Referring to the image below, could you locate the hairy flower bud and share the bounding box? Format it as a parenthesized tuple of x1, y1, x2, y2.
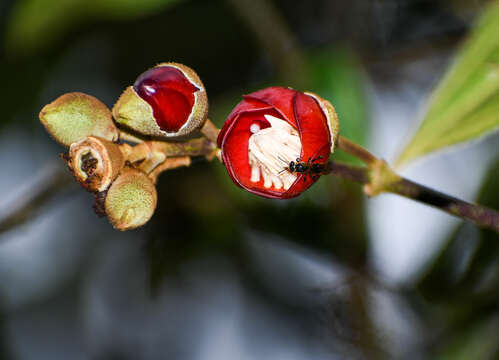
(105, 167, 157, 231)
(217, 87, 339, 199)
(112, 62, 208, 139)
(39, 92, 119, 147)
(67, 136, 128, 192)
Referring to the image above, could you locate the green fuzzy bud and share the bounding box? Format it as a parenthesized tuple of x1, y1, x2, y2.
(105, 167, 157, 231)
(39, 92, 119, 147)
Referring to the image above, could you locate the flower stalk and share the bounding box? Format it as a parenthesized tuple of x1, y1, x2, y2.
(326, 141, 499, 233)
(337, 136, 378, 168)
(200, 119, 221, 144)
(149, 156, 192, 184)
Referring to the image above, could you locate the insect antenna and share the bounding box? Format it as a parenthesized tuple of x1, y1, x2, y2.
(277, 156, 288, 165)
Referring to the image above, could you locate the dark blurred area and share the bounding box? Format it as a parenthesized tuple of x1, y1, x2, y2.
(0, 0, 498, 359)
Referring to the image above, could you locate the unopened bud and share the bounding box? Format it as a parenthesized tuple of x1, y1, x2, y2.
(105, 167, 157, 231)
(39, 92, 119, 147)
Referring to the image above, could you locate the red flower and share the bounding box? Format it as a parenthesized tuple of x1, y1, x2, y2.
(217, 87, 339, 199)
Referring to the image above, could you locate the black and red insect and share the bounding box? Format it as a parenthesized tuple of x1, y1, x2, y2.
(279, 155, 328, 181)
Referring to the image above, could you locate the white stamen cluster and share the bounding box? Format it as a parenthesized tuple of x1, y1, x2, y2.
(248, 115, 302, 190)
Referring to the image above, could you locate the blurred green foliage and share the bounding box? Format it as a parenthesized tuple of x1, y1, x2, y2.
(307, 49, 368, 164)
(6, 0, 183, 55)
(397, 0, 499, 166)
(437, 318, 499, 360)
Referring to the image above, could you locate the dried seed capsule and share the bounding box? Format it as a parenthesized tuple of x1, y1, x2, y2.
(67, 136, 127, 192)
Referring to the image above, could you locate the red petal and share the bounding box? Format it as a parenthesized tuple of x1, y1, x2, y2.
(243, 87, 298, 129)
(281, 175, 314, 199)
(134, 66, 199, 133)
(293, 92, 331, 162)
(217, 97, 273, 148)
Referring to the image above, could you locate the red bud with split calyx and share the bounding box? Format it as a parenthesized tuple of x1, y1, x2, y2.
(112, 62, 208, 139)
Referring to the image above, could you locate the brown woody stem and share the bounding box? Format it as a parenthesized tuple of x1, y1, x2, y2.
(386, 178, 499, 232)
(326, 160, 499, 233)
(327, 161, 370, 184)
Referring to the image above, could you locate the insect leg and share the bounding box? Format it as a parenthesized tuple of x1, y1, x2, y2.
(311, 155, 324, 163)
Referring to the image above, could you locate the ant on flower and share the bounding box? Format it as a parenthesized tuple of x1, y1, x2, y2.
(279, 155, 328, 181)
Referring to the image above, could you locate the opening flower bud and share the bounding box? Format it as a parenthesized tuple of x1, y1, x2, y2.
(39, 92, 119, 147)
(217, 87, 339, 199)
(112, 62, 208, 139)
(67, 136, 126, 192)
(105, 167, 157, 231)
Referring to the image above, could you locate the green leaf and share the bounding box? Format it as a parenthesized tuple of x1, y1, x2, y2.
(6, 0, 183, 55)
(396, 1, 499, 166)
(436, 318, 499, 360)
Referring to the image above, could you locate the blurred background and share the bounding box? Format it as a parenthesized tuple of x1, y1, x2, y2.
(1, 0, 499, 359)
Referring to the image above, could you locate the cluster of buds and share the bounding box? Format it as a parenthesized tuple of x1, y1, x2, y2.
(39, 62, 340, 230)
(40, 63, 218, 230)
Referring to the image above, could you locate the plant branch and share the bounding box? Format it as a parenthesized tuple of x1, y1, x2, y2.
(337, 136, 378, 167)
(327, 161, 370, 184)
(130, 137, 218, 163)
(0, 165, 73, 235)
(386, 178, 499, 232)
(326, 160, 499, 233)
